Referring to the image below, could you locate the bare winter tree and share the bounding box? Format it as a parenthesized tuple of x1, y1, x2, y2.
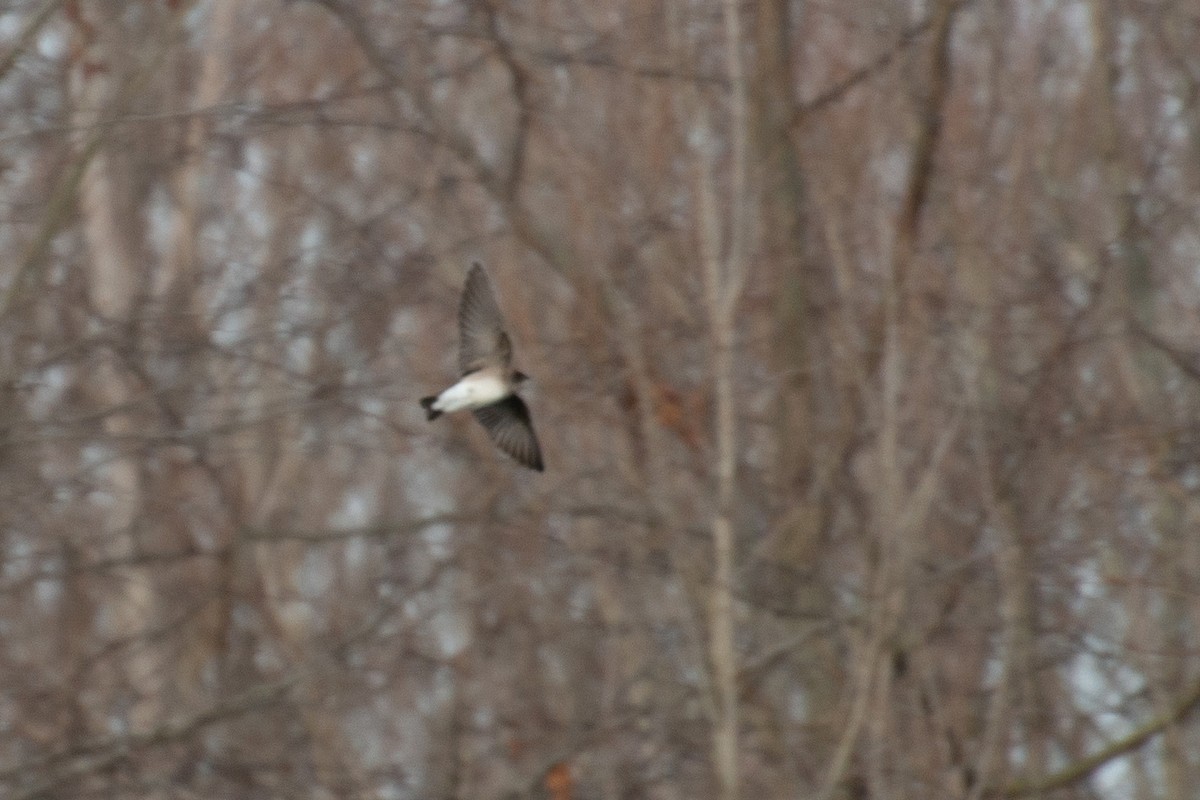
(2, 2, 1200, 799)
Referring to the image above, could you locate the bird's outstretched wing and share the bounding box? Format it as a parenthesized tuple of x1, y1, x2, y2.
(473, 396, 544, 471)
(458, 263, 510, 374)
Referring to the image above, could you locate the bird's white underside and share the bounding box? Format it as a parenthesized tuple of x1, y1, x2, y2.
(431, 371, 510, 413)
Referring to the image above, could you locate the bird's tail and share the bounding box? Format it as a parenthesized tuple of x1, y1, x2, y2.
(419, 397, 442, 421)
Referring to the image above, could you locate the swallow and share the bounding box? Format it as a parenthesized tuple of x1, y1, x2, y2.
(420, 263, 544, 471)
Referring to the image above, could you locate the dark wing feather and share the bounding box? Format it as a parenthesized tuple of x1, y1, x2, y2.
(458, 263, 509, 374)
(472, 396, 544, 471)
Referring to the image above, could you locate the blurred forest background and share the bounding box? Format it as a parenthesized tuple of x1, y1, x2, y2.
(2, 1, 1200, 798)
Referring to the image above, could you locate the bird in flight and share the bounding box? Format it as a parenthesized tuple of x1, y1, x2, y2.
(420, 263, 544, 471)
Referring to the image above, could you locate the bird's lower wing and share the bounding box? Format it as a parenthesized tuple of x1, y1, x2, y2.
(472, 396, 544, 471)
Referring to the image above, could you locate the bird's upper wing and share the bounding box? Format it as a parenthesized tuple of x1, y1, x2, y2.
(458, 263, 510, 374)
(473, 396, 544, 471)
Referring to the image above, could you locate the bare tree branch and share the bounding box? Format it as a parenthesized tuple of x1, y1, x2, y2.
(1002, 677, 1200, 797)
(0, 0, 64, 84)
(4, 676, 299, 800)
